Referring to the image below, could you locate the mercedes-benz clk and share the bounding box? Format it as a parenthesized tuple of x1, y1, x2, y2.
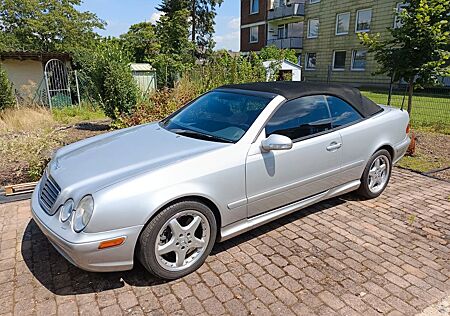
(31, 82, 410, 279)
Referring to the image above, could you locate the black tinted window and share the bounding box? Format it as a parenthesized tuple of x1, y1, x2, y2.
(266, 95, 332, 140)
(163, 91, 273, 142)
(326, 96, 362, 127)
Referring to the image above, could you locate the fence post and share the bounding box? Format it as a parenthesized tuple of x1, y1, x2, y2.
(388, 72, 394, 106)
(74, 70, 81, 105)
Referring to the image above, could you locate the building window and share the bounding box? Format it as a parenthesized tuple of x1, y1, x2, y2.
(356, 9, 372, 32)
(249, 26, 259, 43)
(250, 0, 259, 14)
(307, 19, 319, 38)
(309, 0, 320, 3)
(336, 12, 350, 35)
(333, 51, 346, 70)
(394, 3, 408, 28)
(277, 24, 288, 39)
(351, 50, 367, 70)
(305, 53, 317, 70)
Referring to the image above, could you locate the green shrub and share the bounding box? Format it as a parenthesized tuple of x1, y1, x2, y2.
(77, 39, 138, 119)
(0, 65, 15, 110)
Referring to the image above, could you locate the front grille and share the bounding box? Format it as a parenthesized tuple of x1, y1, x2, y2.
(39, 172, 61, 215)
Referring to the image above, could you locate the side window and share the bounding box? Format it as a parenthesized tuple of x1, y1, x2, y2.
(326, 96, 362, 127)
(266, 95, 332, 140)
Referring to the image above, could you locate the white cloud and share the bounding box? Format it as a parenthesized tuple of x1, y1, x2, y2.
(214, 31, 240, 51)
(214, 16, 240, 51)
(228, 17, 240, 30)
(149, 12, 164, 24)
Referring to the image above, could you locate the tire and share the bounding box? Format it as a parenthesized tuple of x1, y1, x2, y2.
(357, 149, 392, 199)
(138, 200, 217, 280)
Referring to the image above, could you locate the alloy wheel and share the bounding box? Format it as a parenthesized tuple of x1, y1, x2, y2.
(154, 210, 210, 272)
(368, 155, 390, 194)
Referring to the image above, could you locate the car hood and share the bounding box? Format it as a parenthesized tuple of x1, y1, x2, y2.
(48, 122, 227, 191)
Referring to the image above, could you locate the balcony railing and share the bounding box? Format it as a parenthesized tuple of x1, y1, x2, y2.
(267, 37, 303, 49)
(268, 3, 305, 21)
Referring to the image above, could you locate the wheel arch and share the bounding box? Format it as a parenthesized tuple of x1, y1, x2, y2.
(374, 144, 395, 161)
(135, 195, 223, 258)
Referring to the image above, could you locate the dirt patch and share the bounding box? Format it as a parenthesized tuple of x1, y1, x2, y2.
(0, 120, 110, 186)
(398, 130, 450, 181)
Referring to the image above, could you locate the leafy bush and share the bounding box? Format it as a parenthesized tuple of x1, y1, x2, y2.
(78, 40, 138, 119)
(0, 65, 15, 110)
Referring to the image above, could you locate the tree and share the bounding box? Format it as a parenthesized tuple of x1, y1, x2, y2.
(190, 0, 223, 53)
(78, 39, 138, 119)
(155, 0, 195, 86)
(0, 0, 105, 52)
(120, 22, 160, 63)
(359, 0, 450, 114)
(0, 65, 16, 110)
(259, 46, 299, 64)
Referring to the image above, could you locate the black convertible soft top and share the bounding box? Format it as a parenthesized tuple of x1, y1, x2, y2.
(219, 81, 382, 118)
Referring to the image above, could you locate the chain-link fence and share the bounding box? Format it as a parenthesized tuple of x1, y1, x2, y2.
(359, 85, 450, 131)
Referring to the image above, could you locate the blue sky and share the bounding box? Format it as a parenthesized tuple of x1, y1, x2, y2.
(78, 0, 240, 51)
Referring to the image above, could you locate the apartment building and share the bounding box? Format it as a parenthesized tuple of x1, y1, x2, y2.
(240, 0, 404, 86)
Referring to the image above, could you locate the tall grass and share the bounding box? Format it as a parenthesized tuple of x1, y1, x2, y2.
(0, 106, 54, 134)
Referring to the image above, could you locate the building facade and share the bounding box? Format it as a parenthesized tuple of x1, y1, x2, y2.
(240, 0, 403, 86)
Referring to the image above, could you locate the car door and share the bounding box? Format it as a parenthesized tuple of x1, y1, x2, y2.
(325, 95, 365, 183)
(245, 95, 343, 218)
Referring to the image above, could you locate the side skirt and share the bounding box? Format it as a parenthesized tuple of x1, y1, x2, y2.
(219, 180, 360, 242)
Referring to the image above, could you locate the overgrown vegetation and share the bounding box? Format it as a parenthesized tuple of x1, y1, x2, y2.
(77, 40, 138, 119)
(0, 105, 107, 183)
(0, 65, 15, 110)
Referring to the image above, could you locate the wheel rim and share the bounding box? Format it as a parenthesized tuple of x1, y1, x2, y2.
(368, 155, 390, 194)
(154, 210, 210, 272)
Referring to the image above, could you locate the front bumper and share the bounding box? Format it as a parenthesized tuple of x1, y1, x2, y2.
(31, 186, 143, 272)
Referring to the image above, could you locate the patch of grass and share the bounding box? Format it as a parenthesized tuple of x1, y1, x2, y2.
(52, 103, 106, 125)
(397, 155, 443, 173)
(0, 106, 54, 134)
(361, 90, 450, 134)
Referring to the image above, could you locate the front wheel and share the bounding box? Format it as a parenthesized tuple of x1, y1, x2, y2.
(357, 149, 392, 199)
(138, 200, 217, 280)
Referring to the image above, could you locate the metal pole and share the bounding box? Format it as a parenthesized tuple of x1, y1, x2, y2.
(44, 71, 52, 110)
(400, 81, 408, 111)
(74, 70, 81, 105)
(388, 72, 394, 106)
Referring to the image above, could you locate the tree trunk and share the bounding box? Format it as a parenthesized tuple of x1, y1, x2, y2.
(407, 76, 414, 115)
(191, 0, 196, 43)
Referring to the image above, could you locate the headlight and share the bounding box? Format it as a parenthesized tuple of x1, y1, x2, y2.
(73, 195, 94, 233)
(59, 199, 74, 222)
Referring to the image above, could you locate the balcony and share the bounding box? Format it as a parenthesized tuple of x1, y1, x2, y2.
(268, 3, 305, 21)
(267, 37, 303, 49)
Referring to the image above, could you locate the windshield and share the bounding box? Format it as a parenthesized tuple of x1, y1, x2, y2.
(161, 90, 274, 143)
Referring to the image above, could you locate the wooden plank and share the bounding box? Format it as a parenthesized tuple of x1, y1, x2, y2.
(4, 182, 38, 196)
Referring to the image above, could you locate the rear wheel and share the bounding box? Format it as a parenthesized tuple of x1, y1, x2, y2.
(357, 149, 392, 199)
(138, 200, 217, 280)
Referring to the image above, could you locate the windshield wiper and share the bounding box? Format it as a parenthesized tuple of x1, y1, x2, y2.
(169, 128, 233, 143)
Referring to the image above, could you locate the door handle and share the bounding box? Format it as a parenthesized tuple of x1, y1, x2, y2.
(326, 142, 342, 151)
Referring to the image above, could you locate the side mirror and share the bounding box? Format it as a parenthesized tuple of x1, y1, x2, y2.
(261, 134, 293, 152)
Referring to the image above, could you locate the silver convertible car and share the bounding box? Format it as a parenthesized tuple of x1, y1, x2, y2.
(31, 82, 410, 279)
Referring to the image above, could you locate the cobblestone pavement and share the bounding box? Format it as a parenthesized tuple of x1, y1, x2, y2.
(0, 169, 449, 316)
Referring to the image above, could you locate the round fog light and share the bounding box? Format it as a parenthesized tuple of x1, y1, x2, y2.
(60, 199, 74, 222)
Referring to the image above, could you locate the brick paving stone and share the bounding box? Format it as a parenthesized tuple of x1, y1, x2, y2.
(0, 169, 448, 315)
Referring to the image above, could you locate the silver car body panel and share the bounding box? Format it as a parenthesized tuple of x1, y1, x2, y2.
(30, 92, 410, 272)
